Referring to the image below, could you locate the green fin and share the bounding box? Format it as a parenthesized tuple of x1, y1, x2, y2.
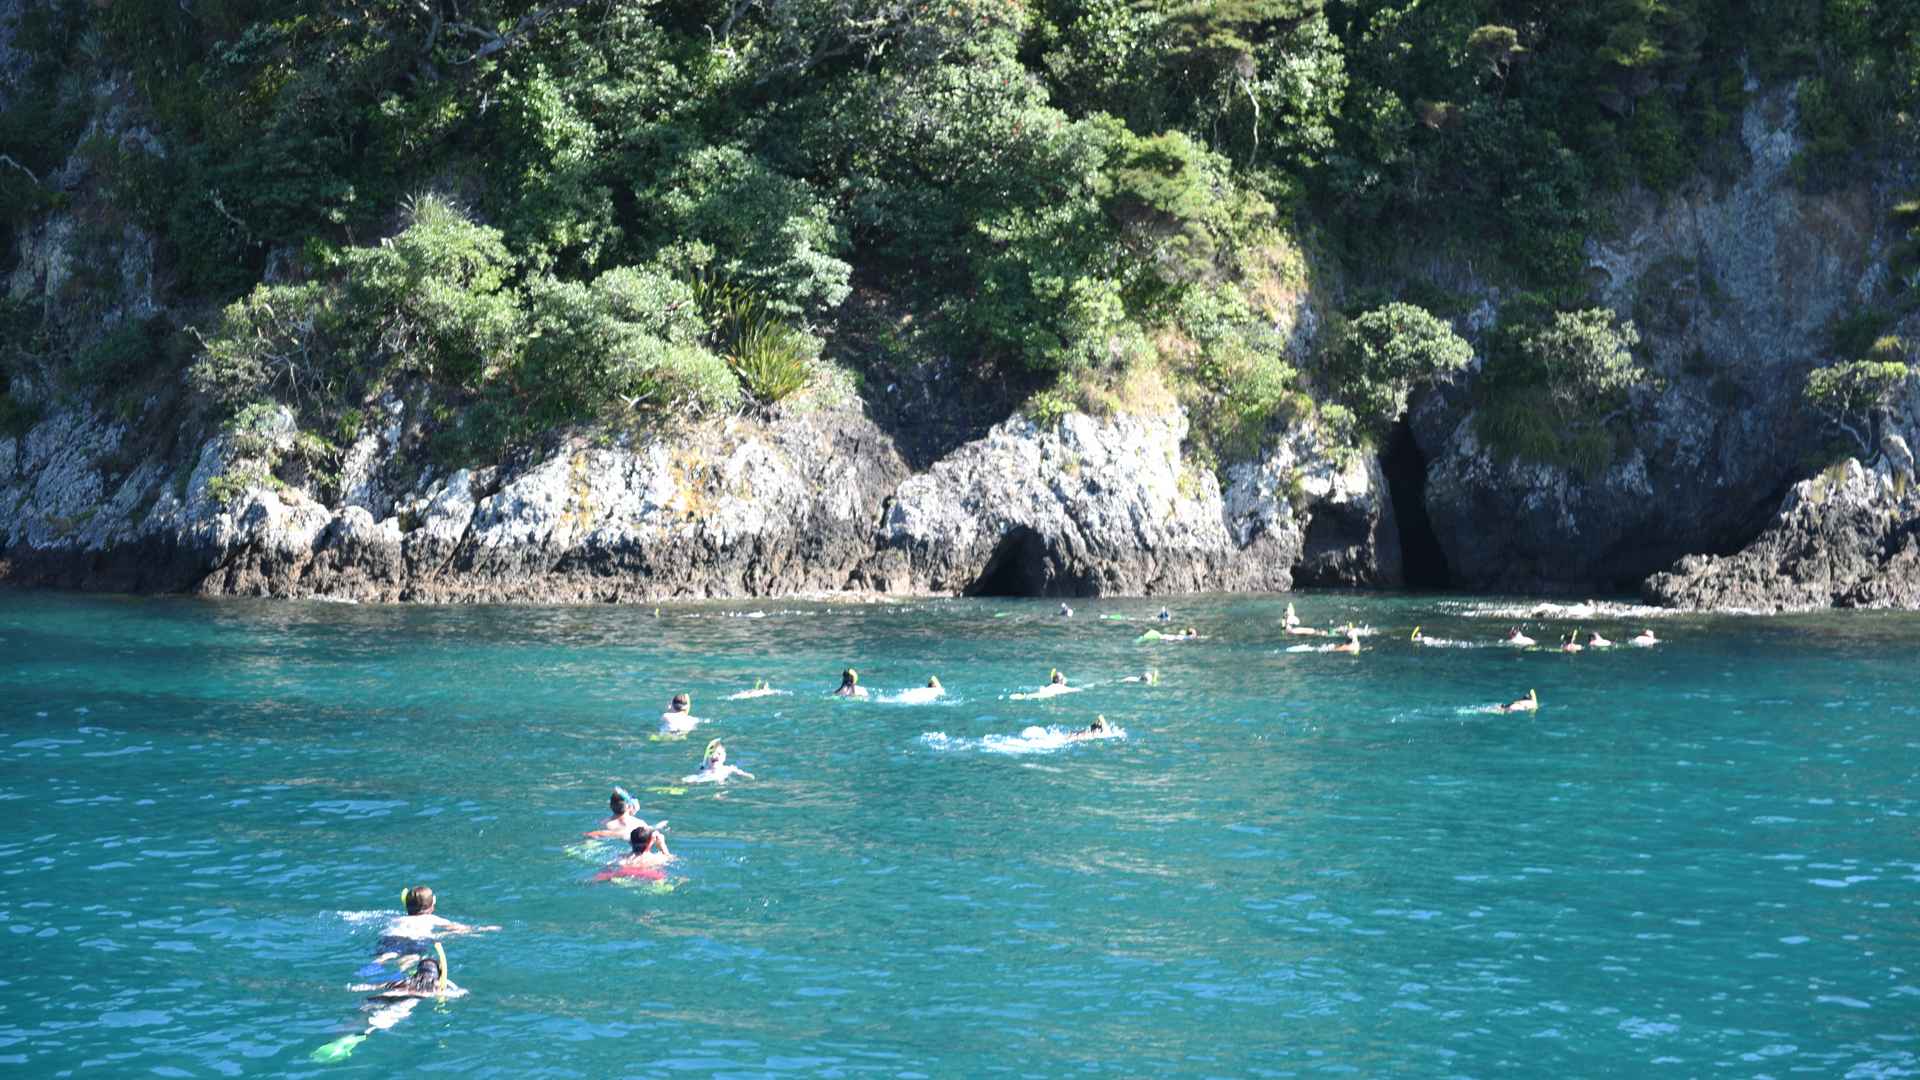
(310, 1034, 367, 1063)
(647, 786, 687, 796)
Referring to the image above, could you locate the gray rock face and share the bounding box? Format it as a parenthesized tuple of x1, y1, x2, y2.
(1413, 87, 1895, 592)
(868, 411, 1293, 596)
(1644, 458, 1920, 612)
(0, 400, 1395, 601)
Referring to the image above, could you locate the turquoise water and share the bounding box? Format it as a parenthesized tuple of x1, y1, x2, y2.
(2, 591, 1917, 1077)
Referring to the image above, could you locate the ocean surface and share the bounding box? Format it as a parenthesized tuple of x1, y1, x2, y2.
(2, 590, 1916, 1078)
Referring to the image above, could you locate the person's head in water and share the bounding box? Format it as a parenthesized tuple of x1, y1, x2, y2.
(927, 676, 942, 689)
(392, 952, 444, 994)
(703, 738, 726, 767)
(609, 787, 634, 816)
(1050, 669, 1065, 685)
(840, 668, 858, 690)
(668, 693, 691, 714)
(1090, 715, 1109, 733)
(629, 825, 657, 853)
(1183, 626, 1198, 638)
(401, 885, 435, 916)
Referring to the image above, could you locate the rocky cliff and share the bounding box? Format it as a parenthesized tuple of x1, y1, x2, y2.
(1644, 456, 1920, 611)
(1410, 86, 1910, 596)
(0, 399, 1397, 601)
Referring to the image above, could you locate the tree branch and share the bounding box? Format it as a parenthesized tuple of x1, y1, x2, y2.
(453, 0, 593, 64)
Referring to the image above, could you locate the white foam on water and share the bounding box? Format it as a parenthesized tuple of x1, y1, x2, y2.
(1008, 684, 1084, 701)
(1448, 599, 1678, 621)
(877, 687, 950, 705)
(724, 688, 789, 701)
(919, 724, 1126, 756)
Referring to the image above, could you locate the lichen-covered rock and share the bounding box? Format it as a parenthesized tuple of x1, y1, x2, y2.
(1643, 458, 1920, 611)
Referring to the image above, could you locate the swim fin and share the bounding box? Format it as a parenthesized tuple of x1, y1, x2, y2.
(310, 1033, 366, 1063)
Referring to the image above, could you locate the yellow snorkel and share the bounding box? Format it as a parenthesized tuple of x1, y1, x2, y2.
(1410, 625, 1421, 641)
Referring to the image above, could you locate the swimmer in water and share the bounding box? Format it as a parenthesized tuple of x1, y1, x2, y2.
(628, 823, 671, 860)
(1284, 603, 1323, 636)
(834, 667, 868, 698)
(1066, 715, 1113, 742)
(660, 692, 700, 734)
(1560, 631, 1584, 653)
(1630, 628, 1660, 647)
(1157, 607, 1172, 622)
(372, 887, 499, 966)
(315, 944, 463, 1062)
(1058, 602, 1074, 618)
(584, 787, 653, 838)
(1180, 626, 1201, 639)
(1588, 630, 1613, 648)
(1050, 669, 1066, 686)
(685, 739, 755, 784)
(1504, 626, 1537, 647)
(1331, 627, 1363, 654)
(593, 824, 674, 884)
(1121, 669, 1159, 685)
(349, 945, 463, 1000)
(1497, 689, 1540, 713)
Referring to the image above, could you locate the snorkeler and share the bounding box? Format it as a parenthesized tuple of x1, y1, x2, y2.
(1630, 628, 1660, 647)
(1157, 607, 1171, 622)
(372, 887, 499, 966)
(1012, 669, 1081, 700)
(685, 739, 755, 784)
(1331, 627, 1363, 654)
(1283, 603, 1323, 636)
(1588, 630, 1614, 648)
(584, 787, 655, 838)
(1058, 602, 1074, 618)
(1066, 715, 1113, 742)
(592, 824, 674, 883)
(834, 667, 868, 698)
(1497, 689, 1540, 713)
(1121, 669, 1160, 685)
(313, 943, 464, 1062)
(660, 692, 700, 734)
(1180, 626, 1201, 639)
(1560, 631, 1584, 653)
(1504, 627, 1537, 647)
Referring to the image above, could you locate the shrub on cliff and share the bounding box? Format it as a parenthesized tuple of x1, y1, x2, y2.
(1476, 305, 1647, 475)
(1805, 339, 1912, 458)
(1324, 302, 1472, 441)
(519, 269, 739, 425)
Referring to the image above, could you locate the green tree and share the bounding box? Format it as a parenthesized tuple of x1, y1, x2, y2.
(1804, 337, 1912, 457)
(1326, 302, 1472, 439)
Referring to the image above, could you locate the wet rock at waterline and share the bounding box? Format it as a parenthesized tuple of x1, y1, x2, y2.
(1644, 457, 1920, 612)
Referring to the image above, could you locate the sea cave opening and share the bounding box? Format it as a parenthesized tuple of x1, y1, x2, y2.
(966, 526, 1060, 597)
(1382, 420, 1451, 589)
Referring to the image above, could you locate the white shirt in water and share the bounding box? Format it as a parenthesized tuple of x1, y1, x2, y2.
(1014, 683, 1082, 700)
(683, 763, 751, 784)
(659, 711, 702, 734)
(379, 913, 458, 941)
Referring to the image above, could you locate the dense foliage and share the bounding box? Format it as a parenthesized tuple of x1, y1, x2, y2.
(1, 0, 1916, 466)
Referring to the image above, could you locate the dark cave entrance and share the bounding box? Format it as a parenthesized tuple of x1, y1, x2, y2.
(966, 526, 1064, 597)
(1382, 420, 1451, 589)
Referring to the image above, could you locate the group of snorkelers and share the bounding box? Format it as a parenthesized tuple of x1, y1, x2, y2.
(313, 886, 500, 1062)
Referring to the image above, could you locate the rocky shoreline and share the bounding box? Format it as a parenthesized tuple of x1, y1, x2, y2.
(0, 401, 1398, 602)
